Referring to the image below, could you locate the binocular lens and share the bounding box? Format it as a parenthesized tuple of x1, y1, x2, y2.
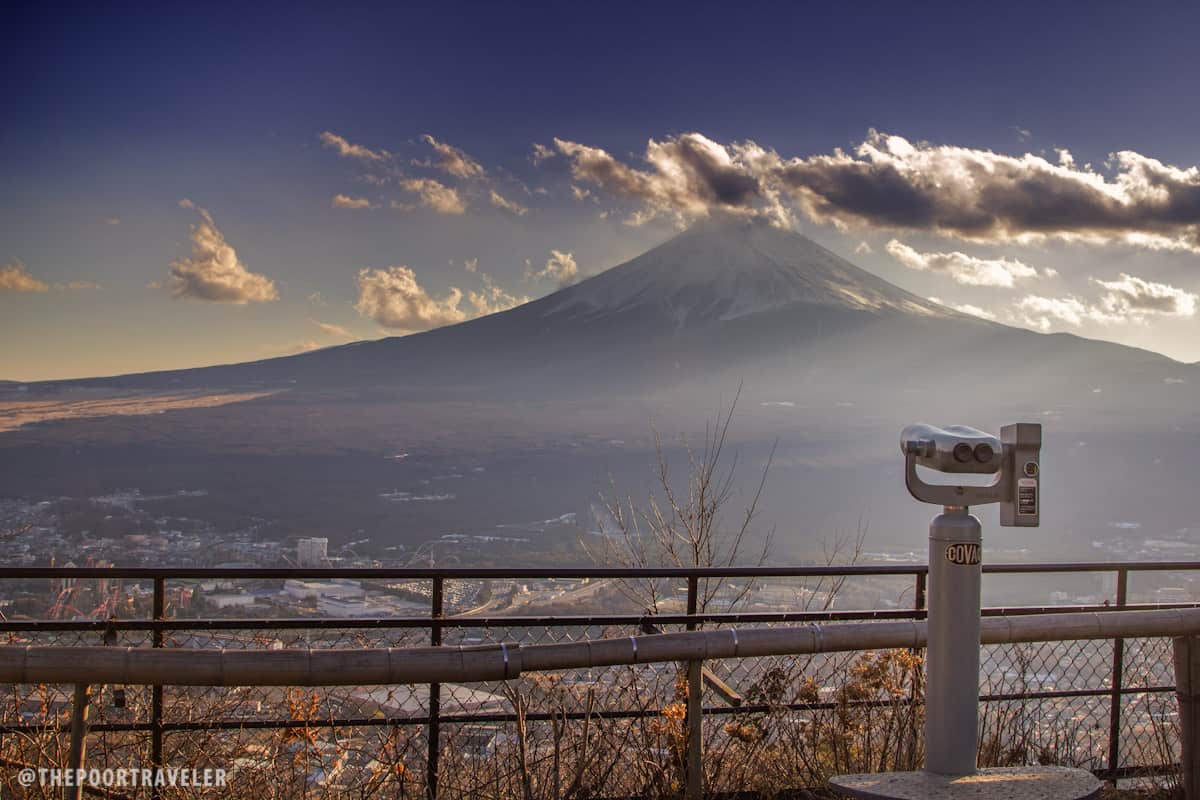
(973, 443, 994, 463)
(953, 443, 973, 463)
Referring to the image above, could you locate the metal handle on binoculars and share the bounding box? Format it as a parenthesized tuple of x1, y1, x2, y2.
(903, 451, 1007, 507)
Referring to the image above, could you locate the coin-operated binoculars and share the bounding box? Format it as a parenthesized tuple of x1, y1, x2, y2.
(831, 423, 1097, 800)
(901, 423, 1040, 775)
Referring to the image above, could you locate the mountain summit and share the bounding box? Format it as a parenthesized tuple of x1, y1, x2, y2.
(545, 219, 947, 325)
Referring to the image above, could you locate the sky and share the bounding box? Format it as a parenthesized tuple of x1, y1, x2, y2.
(3, 1, 1199, 381)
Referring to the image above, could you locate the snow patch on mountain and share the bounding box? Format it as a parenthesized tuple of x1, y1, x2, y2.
(547, 219, 948, 325)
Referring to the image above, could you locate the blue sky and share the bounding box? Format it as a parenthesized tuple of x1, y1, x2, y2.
(3, 1, 1199, 379)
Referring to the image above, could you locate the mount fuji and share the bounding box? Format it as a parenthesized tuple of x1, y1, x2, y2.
(3, 219, 1198, 558)
(44, 218, 1189, 410)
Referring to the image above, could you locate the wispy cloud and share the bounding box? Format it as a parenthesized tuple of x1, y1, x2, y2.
(526, 250, 579, 287)
(319, 131, 389, 162)
(332, 194, 373, 209)
(885, 240, 1050, 287)
(418, 134, 485, 179)
(396, 179, 466, 215)
(489, 190, 528, 216)
(1, 261, 100, 293)
(0, 261, 49, 292)
(462, 258, 529, 313)
(929, 297, 998, 320)
(1013, 274, 1196, 330)
(314, 321, 352, 338)
(1092, 273, 1197, 316)
(166, 201, 278, 303)
(260, 340, 323, 356)
(1013, 295, 1118, 330)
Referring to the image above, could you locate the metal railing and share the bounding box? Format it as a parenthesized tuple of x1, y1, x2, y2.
(2, 561, 1198, 796)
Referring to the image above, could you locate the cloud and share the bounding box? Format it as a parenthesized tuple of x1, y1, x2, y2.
(467, 273, 529, 315)
(353, 258, 534, 332)
(419, 134, 485, 179)
(776, 132, 1200, 251)
(489, 190, 528, 216)
(260, 340, 323, 356)
(854, 241, 872, 255)
(929, 297, 997, 320)
(0, 261, 49, 292)
(1011, 274, 1195, 331)
(332, 194, 373, 209)
(354, 266, 468, 332)
(1011, 126, 1032, 142)
(319, 131, 388, 162)
(1092, 273, 1197, 317)
(167, 204, 278, 303)
(0, 262, 99, 293)
(463, 259, 529, 313)
(949, 303, 997, 321)
(554, 133, 793, 227)
(105, 217, 121, 225)
(531, 143, 556, 164)
(552, 130, 1200, 250)
(885, 240, 1046, 287)
(396, 178, 466, 214)
(1012, 295, 1117, 330)
(314, 321, 352, 338)
(527, 249, 579, 286)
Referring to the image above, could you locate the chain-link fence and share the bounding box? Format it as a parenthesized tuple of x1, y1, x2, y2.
(0, 563, 1195, 798)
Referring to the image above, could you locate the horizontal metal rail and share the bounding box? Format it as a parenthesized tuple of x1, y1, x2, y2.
(0, 684, 1177, 736)
(6, 602, 1200, 634)
(4, 606, 1198, 686)
(3, 559, 1200, 580)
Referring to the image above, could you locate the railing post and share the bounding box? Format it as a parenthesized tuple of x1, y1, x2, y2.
(1174, 635, 1200, 799)
(427, 576, 444, 800)
(1107, 568, 1128, 777)
(152, 576, 165, 800)
(68, 683, 91, 800)
(685, 574, 702, 800)
(909, 570, 927, 765)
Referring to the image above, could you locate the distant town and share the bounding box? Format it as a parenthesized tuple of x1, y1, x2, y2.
(2, 488, 1198, 625)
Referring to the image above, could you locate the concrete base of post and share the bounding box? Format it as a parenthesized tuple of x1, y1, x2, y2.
(829, 766, 1101, 800)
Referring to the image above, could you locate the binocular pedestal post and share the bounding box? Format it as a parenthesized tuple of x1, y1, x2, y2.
(925, 506, 981, 776)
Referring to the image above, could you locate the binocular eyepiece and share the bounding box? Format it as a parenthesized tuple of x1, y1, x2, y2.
(901, 424, 1003, 475)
